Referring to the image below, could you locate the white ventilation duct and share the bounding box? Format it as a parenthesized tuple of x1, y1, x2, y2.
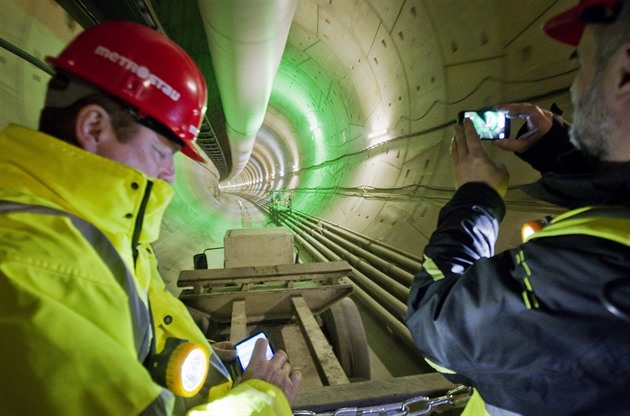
(197, 0, 297, 181)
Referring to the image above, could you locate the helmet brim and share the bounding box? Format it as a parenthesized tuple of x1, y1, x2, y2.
(542, 3, 585, 46)
(181, 143, 206, 163)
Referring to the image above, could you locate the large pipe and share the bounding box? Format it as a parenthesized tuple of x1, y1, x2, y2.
(304, 222, 413, 287)
(292, 211, 422, 273)
(284, 213, 413, 292)
(197, 0, 297, 180)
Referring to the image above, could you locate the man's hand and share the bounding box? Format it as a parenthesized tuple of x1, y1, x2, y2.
(452, 119, 509, 197)
(241, 338, 302, 404)
(493, 102, 554, 153)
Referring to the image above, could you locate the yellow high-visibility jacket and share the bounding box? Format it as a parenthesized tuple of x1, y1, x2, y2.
(0, 124, 291, 415)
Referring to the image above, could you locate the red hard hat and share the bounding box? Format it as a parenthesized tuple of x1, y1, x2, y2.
(46, 21, 207, 162)
(542, 0, 627, 46)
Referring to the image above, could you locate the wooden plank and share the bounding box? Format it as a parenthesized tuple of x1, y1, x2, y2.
(230, 300, 247, 343)
(178, 261, 352, 287)
(280, 323, 323, 388)
(180, 283, 354, 322)
(292, 372, 458, 411)
(291, 296, 349, 386)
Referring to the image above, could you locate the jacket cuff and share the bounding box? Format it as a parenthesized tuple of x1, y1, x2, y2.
(450, 183, 506, 221)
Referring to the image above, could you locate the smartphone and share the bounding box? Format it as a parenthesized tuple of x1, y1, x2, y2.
(457, 109, 510, 140)
(235, 332, 274, 372)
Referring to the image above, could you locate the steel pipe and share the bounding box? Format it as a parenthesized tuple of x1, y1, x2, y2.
(198, 0, 297, 179)
(293, 211, 422, 273)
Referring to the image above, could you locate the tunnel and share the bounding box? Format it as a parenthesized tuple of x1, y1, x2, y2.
(1, 0, 579, 412)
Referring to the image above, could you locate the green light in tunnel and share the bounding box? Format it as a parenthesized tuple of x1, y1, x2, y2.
(165, 156, 239, 237)
(265, 46, 358, 197)
(272, 45, 354, 158)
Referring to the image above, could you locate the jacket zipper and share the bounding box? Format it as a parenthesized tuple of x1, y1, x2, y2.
(132, 180, 153, 266)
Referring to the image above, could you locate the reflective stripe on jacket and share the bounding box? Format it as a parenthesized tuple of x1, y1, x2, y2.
(0, 201, 153, 361)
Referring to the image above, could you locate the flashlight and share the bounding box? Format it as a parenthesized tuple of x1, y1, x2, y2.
(148, 338, 210, 397)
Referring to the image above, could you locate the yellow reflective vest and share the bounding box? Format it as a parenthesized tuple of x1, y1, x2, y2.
(0, 125, 292, 415)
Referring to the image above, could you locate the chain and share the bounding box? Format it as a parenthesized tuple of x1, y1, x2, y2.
(293, 385, 472, 416)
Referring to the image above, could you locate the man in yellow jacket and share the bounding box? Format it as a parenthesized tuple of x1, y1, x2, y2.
(0, 20, 301, 415)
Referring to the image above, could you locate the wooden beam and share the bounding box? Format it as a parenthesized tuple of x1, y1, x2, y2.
(181, 284, 353, 323)
(292, 296, 349, 386)
(230, 299, 247, 343)
(178, 261, 352, 288)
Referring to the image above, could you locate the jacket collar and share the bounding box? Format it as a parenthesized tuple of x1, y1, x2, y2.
(0, 124, 174, 243)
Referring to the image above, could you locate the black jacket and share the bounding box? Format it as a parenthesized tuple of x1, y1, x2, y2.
(406, 118, 630, 415)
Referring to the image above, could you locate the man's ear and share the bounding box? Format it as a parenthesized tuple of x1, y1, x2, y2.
(74, 104, 113, 153)
(615, 42, 630, 101)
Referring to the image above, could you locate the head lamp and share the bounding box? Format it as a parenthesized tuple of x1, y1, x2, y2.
(148, 338, 210, 397)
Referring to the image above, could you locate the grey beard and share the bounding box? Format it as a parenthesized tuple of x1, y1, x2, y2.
(569, 76, 614, 162)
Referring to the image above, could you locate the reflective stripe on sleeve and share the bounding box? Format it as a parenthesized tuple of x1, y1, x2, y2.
(422, 256, 445, 281)
(0, 201, 152, 361)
